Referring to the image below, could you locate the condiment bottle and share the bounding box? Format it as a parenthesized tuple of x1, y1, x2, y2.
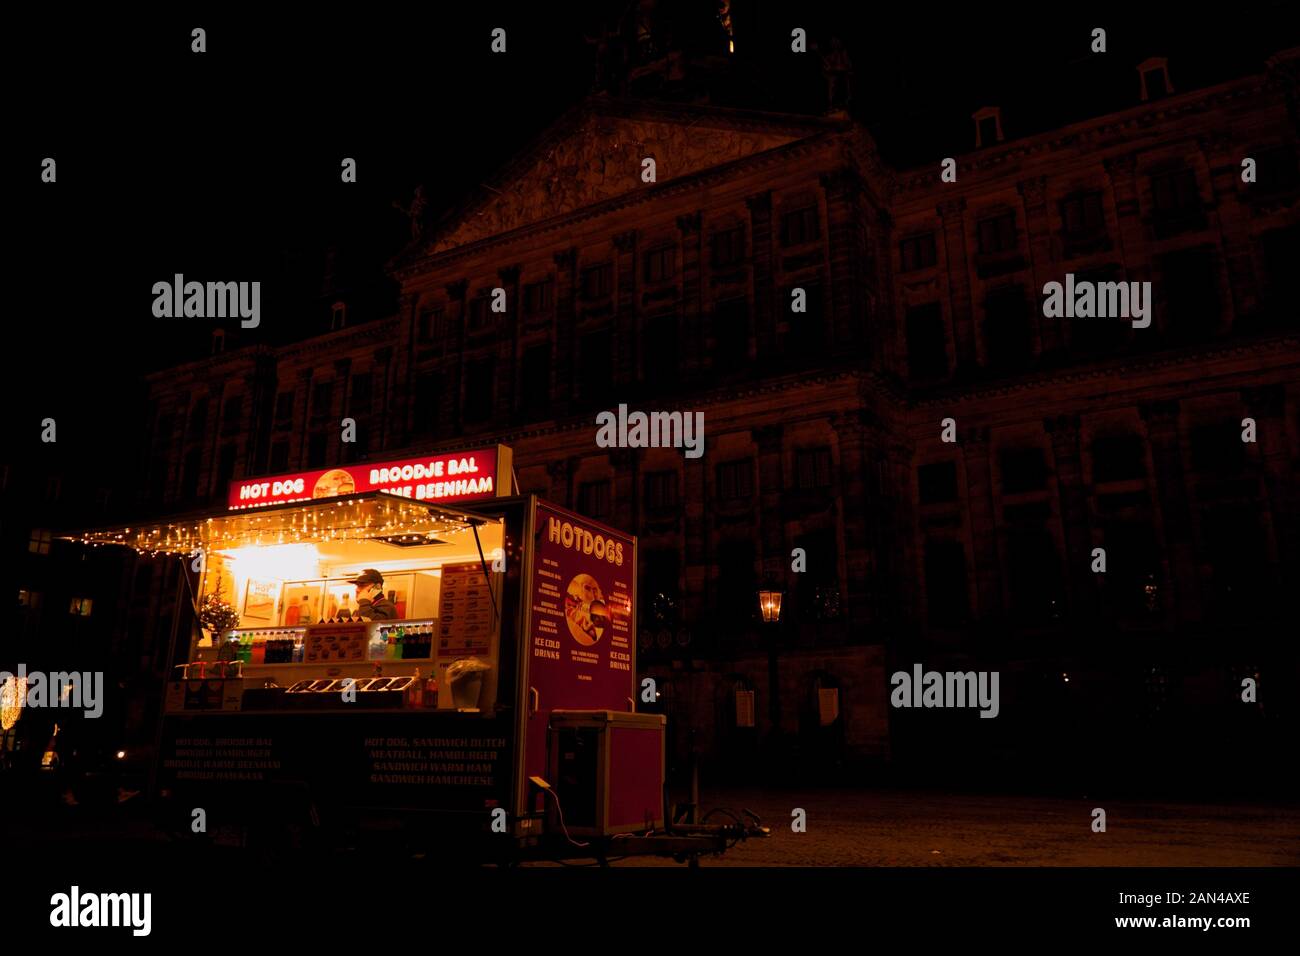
(407, 668, 423, 708)
(423, 674, 438, 709)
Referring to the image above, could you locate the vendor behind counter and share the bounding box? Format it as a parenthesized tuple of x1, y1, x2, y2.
(349, 568, 397, 620)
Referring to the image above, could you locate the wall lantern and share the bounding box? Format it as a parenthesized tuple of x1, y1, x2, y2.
(758, 589, 783, 624)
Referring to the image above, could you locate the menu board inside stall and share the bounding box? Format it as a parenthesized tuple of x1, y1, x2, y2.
(437, 563, 496, 657)
(305, 623, 368, 662)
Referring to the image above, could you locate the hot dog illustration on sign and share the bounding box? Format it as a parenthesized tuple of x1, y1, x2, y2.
(564, 574, 610, 646)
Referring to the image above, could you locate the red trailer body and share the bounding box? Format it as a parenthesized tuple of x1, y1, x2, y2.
(126, 486, 649, 857)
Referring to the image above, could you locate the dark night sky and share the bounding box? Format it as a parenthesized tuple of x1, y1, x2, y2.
(7, 2, 1298, 498)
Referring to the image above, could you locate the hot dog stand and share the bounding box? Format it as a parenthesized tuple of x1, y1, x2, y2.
(70, 444, 766, 863)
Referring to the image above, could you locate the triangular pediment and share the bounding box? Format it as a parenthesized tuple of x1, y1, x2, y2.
(427, 102, 825, 253)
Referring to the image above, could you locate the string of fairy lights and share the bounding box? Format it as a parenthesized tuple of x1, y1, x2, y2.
(0, 676, 26, 730)
(68, 496, 477, 556)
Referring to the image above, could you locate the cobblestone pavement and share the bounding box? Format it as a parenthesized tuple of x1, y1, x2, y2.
(590, 789, 1300, 867)
(11, 787, 1298, 868)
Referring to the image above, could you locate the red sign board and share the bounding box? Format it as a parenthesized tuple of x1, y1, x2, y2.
(524, 501, 637, 788)
(227, 446, 507, 510)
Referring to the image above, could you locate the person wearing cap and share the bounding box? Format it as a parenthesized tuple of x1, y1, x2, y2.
(350, 569, 397, 620)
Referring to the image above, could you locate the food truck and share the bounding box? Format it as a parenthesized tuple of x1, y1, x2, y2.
(71, 444, 766, 863)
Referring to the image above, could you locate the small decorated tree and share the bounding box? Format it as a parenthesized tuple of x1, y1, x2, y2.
(198, 580, 240, 636)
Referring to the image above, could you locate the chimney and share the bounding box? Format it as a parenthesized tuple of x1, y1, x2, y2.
(973, 106, 1003, 148)
(1138, 57, 1173, 101)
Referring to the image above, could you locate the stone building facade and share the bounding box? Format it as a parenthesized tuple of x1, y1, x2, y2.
(130, 48, 1299, 778)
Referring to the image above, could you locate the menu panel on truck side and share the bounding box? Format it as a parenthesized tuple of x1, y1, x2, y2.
(523, 501, 637, 792)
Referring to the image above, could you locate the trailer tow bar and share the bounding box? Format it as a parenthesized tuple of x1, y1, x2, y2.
(543, 807, 769, 867)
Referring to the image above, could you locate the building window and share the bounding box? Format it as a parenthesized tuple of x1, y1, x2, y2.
(181, 448, 202, 500)
(269, 440, 290, 472)
(581, 263, 613, 300)
(644, 246, 675, 283)
(1068, 264, 1129, 353)
(69, 597, 93, 617)
(28, 528, 53, 555)
(1253, 145, 1300, 194)
(1102, 519, 1163, 617)
(18, 589, 42, 609)
(1260, 225, 1300, 325)
(468, 295, 492, 332)
(999, 447, 1049, 494)
(331, 302, 347, 330)
(524, 279, 554, 315)
(344, 428, 369, 463)
(188, 398, 208, 439)
(644, 470, 678, 512)
(350, 373, 373, 415)
(1150, 168, 1203, 235)
(464, 358, 495, 423)
(311, 382, 333, 422)
(1151, 169, 1199, 213)
(414, 372, 440, 433)
(1200, 503, 1265, 621)
(643, 314, 679, 385)
(781, 205, 820, 247)
(712, 297, 749, 372)
(1091, 434, 1145, 483)
(795, 447, 833, 491)
(711, 226, 744, 268)
(983, 284, 1032, 371)
(977, 212, 1017, 255)
(274, 391, 294, 431)
(905, 303, 948, 380)
(787, 281, 825, 350)
(794, 528, 840, 620)
(1006, 528, 1063, 623)
(715, 459, 754, 502)
(307, 433, 327, 468)
(577, 480, 611, 519)
(900, 233, 937, 272)
(1159, 247, 1218, 338)
(46, 476, 62, 502)
(216, 444, 237, 488)
(1061, 191, 1105, 239)
(1190, 421, 1246, 478)
(716, 539, 758, 626)
(418, 307, 445, 342)
(924, 538, 969, 626)
(221, 394, 242, 437)
(520, 343, 551, 417)
(580, 329, 613, 404)
(918, 462, 958, 505)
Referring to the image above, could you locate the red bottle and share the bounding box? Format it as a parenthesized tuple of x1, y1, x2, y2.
(423, 674, 439, 709)
(406, 668, 423, 708)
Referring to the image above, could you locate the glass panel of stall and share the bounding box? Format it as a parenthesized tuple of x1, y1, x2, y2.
(190, 512, 504, 712)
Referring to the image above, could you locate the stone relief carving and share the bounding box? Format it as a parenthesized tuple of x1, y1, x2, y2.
(433, 118, 794, 252)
